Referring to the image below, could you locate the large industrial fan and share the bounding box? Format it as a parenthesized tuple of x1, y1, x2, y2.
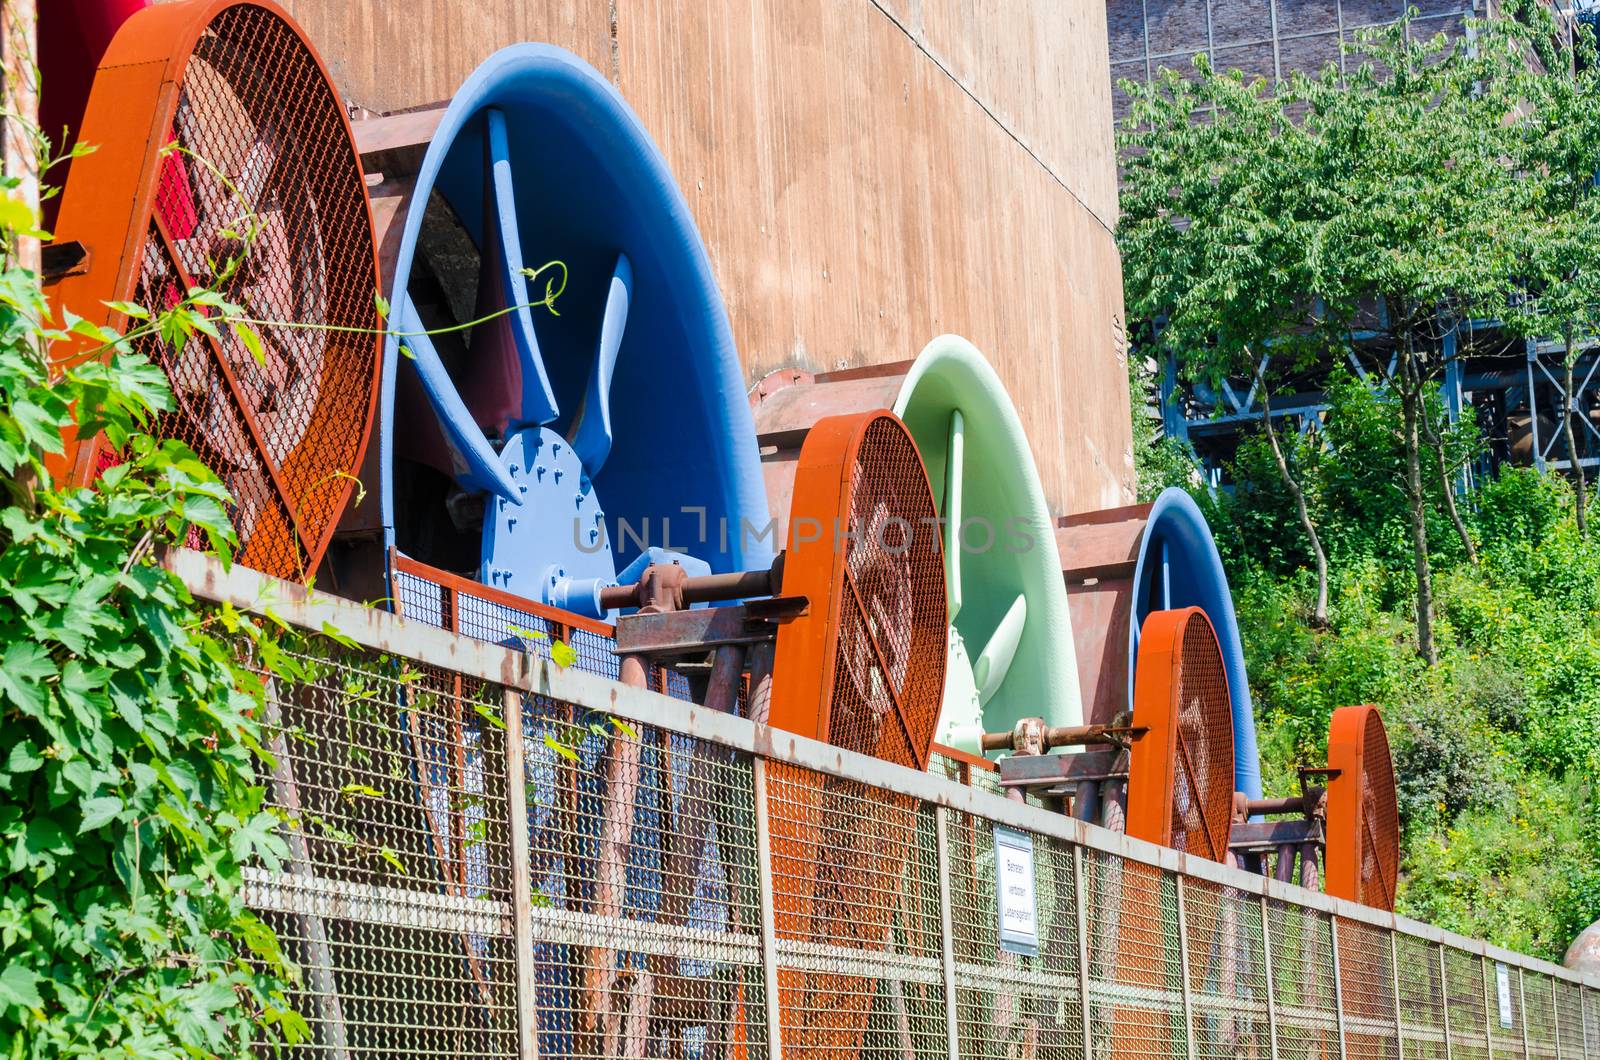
(1325, 704, 1399, 909)
(751, 335, 1084, 761)
(1223, 704, 1400, 911)
(987, 606, 1236, 860)
(1058, 488, 1264, 802)
(1125, 607, 1236, 861)
(47, 0, 382, 582)
(764, 410, 947, 1057)
(377, 45, 769, 621)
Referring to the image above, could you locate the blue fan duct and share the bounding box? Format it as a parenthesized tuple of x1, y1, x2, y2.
(1128, 488, 1263, 801)
(378, 44, 771, 608)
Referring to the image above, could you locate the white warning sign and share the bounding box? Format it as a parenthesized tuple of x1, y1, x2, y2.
(994, 825, 1039, 957)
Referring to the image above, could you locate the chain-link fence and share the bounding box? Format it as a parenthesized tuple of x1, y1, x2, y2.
(169, 551, 1600, 1059)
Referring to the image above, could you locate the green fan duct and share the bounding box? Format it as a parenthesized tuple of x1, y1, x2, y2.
(753, 334, 1084, 754)
(894, 336, 1084, 750)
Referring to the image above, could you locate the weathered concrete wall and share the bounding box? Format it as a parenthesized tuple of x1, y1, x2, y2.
(270, 0, 1135, 514)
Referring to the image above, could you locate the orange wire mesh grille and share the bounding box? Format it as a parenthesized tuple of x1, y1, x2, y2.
(1358, 709, 1400, 910)
(1172, 614, 1234, 862)
(826, 415, 946, 768)
(1130, 609, 1233, 862)
(122, 3, 379, 580)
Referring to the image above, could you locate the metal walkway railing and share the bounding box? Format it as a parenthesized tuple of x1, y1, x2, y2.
(168, 549, 1600, 1059)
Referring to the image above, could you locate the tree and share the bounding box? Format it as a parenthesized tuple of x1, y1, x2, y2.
(1118, 13, 1533, 664)
(1118, 52, 1335, 624)
(1499, 3, 1600, 537)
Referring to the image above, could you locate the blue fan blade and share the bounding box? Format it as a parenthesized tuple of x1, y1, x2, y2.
(569, 252, 631, 473)
(397, 297, 522, 503)
(485, 106, 559, 427)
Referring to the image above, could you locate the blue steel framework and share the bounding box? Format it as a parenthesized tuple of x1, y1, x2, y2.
(1157, 327, 1599, 491)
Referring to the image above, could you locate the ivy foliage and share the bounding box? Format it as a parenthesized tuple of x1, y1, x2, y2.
(0, 214, 300, 1050)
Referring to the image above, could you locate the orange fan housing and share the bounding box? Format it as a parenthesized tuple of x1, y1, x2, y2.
(1127, 606, 1235, 862)
(1325, 704, 1399, 910)
(768, 409, 948, 765)
(48, 0, 381, 582)
(764, 409, 946, 1058)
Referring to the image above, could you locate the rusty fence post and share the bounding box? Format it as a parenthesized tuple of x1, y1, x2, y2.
(1391, 930, 1405, 1059)
(1175, 875, 1199, 1060)
(1074, 845, 1094, 1060)
(1331, 919, 1350, 1060)
(752, 756, 784, 1059)
(934, 805, 959, 1060)
(1261, 896, 1280, 1060)
(1518, 968, 1531, 1060)
(1482, 956, 1496, 1060)
(1439, 945, 1454, 1060)
(503, 686, 537, 1059)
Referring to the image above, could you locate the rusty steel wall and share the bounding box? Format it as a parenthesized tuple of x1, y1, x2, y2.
(166, 548, 1600, 1059)
(249, 0, 1136, 515)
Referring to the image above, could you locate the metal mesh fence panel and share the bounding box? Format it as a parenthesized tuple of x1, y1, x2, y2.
(1183, 876, 1269, 1060)
(1585, 986, 1600, 1055)
(945, 811, 1083, 1059)
(1554, 979, 1584, 1060)
(1524, 971, 1560, 1060)
(1444, 947, 1491, 1060)
(1266, 899, 1339, 1060)
(1490, 959, 1529, 1060)
(519, 693, 766, 1058)
(764, 760, 947, 1059)
(1396, 934, 1446, 1060)
(248, 645, 517, 1055)
(1084, 848, 1187, 1060)
(202, 560, 1600, 1060)
(1336, 916, 1401, 1060)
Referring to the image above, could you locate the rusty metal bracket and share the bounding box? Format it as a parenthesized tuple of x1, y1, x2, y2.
(614, 600, 805, 661)
(41, 240, 89, 283)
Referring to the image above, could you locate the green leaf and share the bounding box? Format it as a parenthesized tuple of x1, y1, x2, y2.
(319, 620, 359, 650)
(378, 846, 408, 875)
(0, 191, 37, 236)
(104, 299, 151, 320)
(507, 623, 547, 644)
(236, 321, 265, 366)
(542, 733, 579, 762)
(6, 741, 42, 773)
(79, 796, 123, 833)
(0, 964, 42, 1010)
(610, 717, 639, 741)
(0, 641, 56, 717)
(473, 702, 505, 730)
(339, 783, 384, 798)
(551, 640, 578, 669)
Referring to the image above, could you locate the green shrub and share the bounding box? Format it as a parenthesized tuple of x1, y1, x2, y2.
(1163, 366, 1600, 959)
(0, 228, 299, 1049)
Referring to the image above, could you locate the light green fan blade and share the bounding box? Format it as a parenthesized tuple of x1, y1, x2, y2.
(973, 592, 1027, 707)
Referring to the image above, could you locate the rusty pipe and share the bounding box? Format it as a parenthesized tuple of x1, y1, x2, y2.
(599, 556, 784, 612)
(980, 721, 1145, 754)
